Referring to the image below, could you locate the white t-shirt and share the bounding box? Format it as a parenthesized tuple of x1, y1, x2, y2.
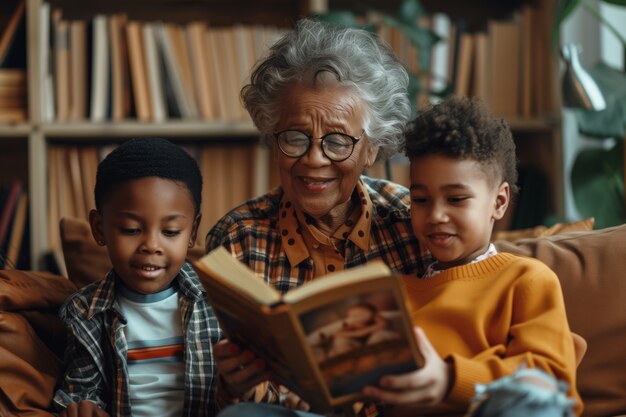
(117, 282, 185, 417)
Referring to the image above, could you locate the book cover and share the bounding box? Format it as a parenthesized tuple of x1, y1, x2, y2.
(194, 247, 423, 413)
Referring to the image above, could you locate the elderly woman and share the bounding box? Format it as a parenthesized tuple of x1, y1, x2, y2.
(205, 18, 430, 414)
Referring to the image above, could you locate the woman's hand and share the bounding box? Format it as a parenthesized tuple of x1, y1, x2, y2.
(362, 327, 451, 406)
(214, 338, 269, 400)
(58, 401, 110, 417)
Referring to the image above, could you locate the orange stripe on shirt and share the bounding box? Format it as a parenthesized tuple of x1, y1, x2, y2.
(127, 344, 184, 361)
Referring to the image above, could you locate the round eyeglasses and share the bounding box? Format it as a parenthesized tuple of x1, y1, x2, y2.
(274, 130, 364, 162)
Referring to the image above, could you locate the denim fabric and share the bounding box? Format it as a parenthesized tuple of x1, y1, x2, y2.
(218, 403, 325, 417)
(468, 367, 576, 417)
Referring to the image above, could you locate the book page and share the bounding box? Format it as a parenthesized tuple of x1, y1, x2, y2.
(283, 261, 391, 304)
(194, 246, 281, 306)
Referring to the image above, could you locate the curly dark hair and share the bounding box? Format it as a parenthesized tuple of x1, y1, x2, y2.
(405, 96, 518, 195)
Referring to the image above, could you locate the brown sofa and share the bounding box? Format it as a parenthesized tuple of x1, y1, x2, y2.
(1, 219, 625, 416)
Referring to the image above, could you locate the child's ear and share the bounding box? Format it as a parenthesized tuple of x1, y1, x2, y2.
(492, 182, 510, 221)
(189, 214, 202, 248)
(89, 209, 106, 246)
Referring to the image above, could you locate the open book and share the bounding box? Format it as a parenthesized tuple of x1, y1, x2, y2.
(194, 247, 424, 412)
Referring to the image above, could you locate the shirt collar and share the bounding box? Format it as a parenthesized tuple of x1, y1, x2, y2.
(86, 261, 202, 318)
(423, 243, 499, 278)
(277, 179, 374, 266)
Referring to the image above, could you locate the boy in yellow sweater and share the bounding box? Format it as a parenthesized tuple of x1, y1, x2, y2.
(362, 95, 582, 416)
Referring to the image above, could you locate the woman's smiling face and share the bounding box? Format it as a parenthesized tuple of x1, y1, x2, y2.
(274, 82, 378, 230)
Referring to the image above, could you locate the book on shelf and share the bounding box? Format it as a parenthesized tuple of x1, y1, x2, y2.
(126, 20, 152, 121)
(90, 15, 111, 122)
(0, 0, 26, 67)
(5, 189, 27, 269)
(142, 23, 168, 122)
(186, 21, 215, 120)
(155, 22, 192, 119)
(53, 9, 71, 121)
(0, 180, 22, 248)
(194, 246, 424, 413)
(487, 19, 521, 119)
(69, 19, 87, 121)
(109, 13, 132, 121)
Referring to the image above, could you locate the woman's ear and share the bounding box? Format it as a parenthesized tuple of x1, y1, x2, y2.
(492, 182, 510, 221)
(364, 142, 379, 168)
(89, 209, 105, 246)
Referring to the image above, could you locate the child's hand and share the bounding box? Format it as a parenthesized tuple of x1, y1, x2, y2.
(213, 338, 269, 400)
(362, 327, 451, 406)
(58, 400, 109, 417)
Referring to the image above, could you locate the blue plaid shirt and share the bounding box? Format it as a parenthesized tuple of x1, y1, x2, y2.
(53, 261, 224, 417)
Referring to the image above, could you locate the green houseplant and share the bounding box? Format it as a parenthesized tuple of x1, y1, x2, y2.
(554, 0, 626, 228)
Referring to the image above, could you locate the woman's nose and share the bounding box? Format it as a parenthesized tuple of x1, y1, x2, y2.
(300, 140, 331, 166)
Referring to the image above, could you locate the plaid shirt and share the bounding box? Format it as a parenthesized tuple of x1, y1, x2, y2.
(53, 262, 224, 417)
(206, 176, 432, 416)
(206, 176, 431, 292)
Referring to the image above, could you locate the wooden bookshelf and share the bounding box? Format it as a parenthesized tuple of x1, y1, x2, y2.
(3, 0, 316, 270)
(1, 0, 565, 270)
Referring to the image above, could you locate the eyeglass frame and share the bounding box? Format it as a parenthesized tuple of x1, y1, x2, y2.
(273, 129, 365, 162)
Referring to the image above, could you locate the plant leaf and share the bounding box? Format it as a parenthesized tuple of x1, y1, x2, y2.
(571, 140, 625, 228)
(313, 10, 362, 28)
(395, 0, 425, 26)
(574, 62, 626, 140)
(601, 0, 626, 5)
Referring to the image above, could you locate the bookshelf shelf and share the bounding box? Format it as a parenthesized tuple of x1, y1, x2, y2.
(41, 121, 259, 138)
(0, 123, 31, 136)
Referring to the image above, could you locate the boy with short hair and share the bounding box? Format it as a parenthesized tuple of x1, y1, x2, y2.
(54, 138, 223, 417)
(362, 95, 581, 415)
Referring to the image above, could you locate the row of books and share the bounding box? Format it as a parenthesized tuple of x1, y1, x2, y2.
(40, 3, 288, 123)
(427, 6, 552, 118)
(0, 0, 27, 122)
(0, 179, 29, 269)
(46, 142, 272, 254)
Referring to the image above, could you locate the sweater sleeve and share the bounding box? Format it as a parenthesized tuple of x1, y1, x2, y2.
(446, 265, 582, 414)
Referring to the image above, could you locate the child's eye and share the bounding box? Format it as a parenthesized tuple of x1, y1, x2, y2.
(163, 230, 182, 237)
(121, 228, 140, 235)
(411, 197, 428, 205)
(448, 196, 469, 204)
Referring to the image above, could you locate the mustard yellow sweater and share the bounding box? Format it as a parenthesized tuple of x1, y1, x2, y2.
(401, 252, 582, 415)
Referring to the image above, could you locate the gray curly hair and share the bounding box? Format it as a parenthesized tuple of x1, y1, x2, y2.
(241, 18, 411, 161)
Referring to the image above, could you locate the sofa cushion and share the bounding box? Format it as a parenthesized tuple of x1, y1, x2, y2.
(59, 216, 111, 289)
(0, 270, 75, 417)
(495, 224, 626, 417)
